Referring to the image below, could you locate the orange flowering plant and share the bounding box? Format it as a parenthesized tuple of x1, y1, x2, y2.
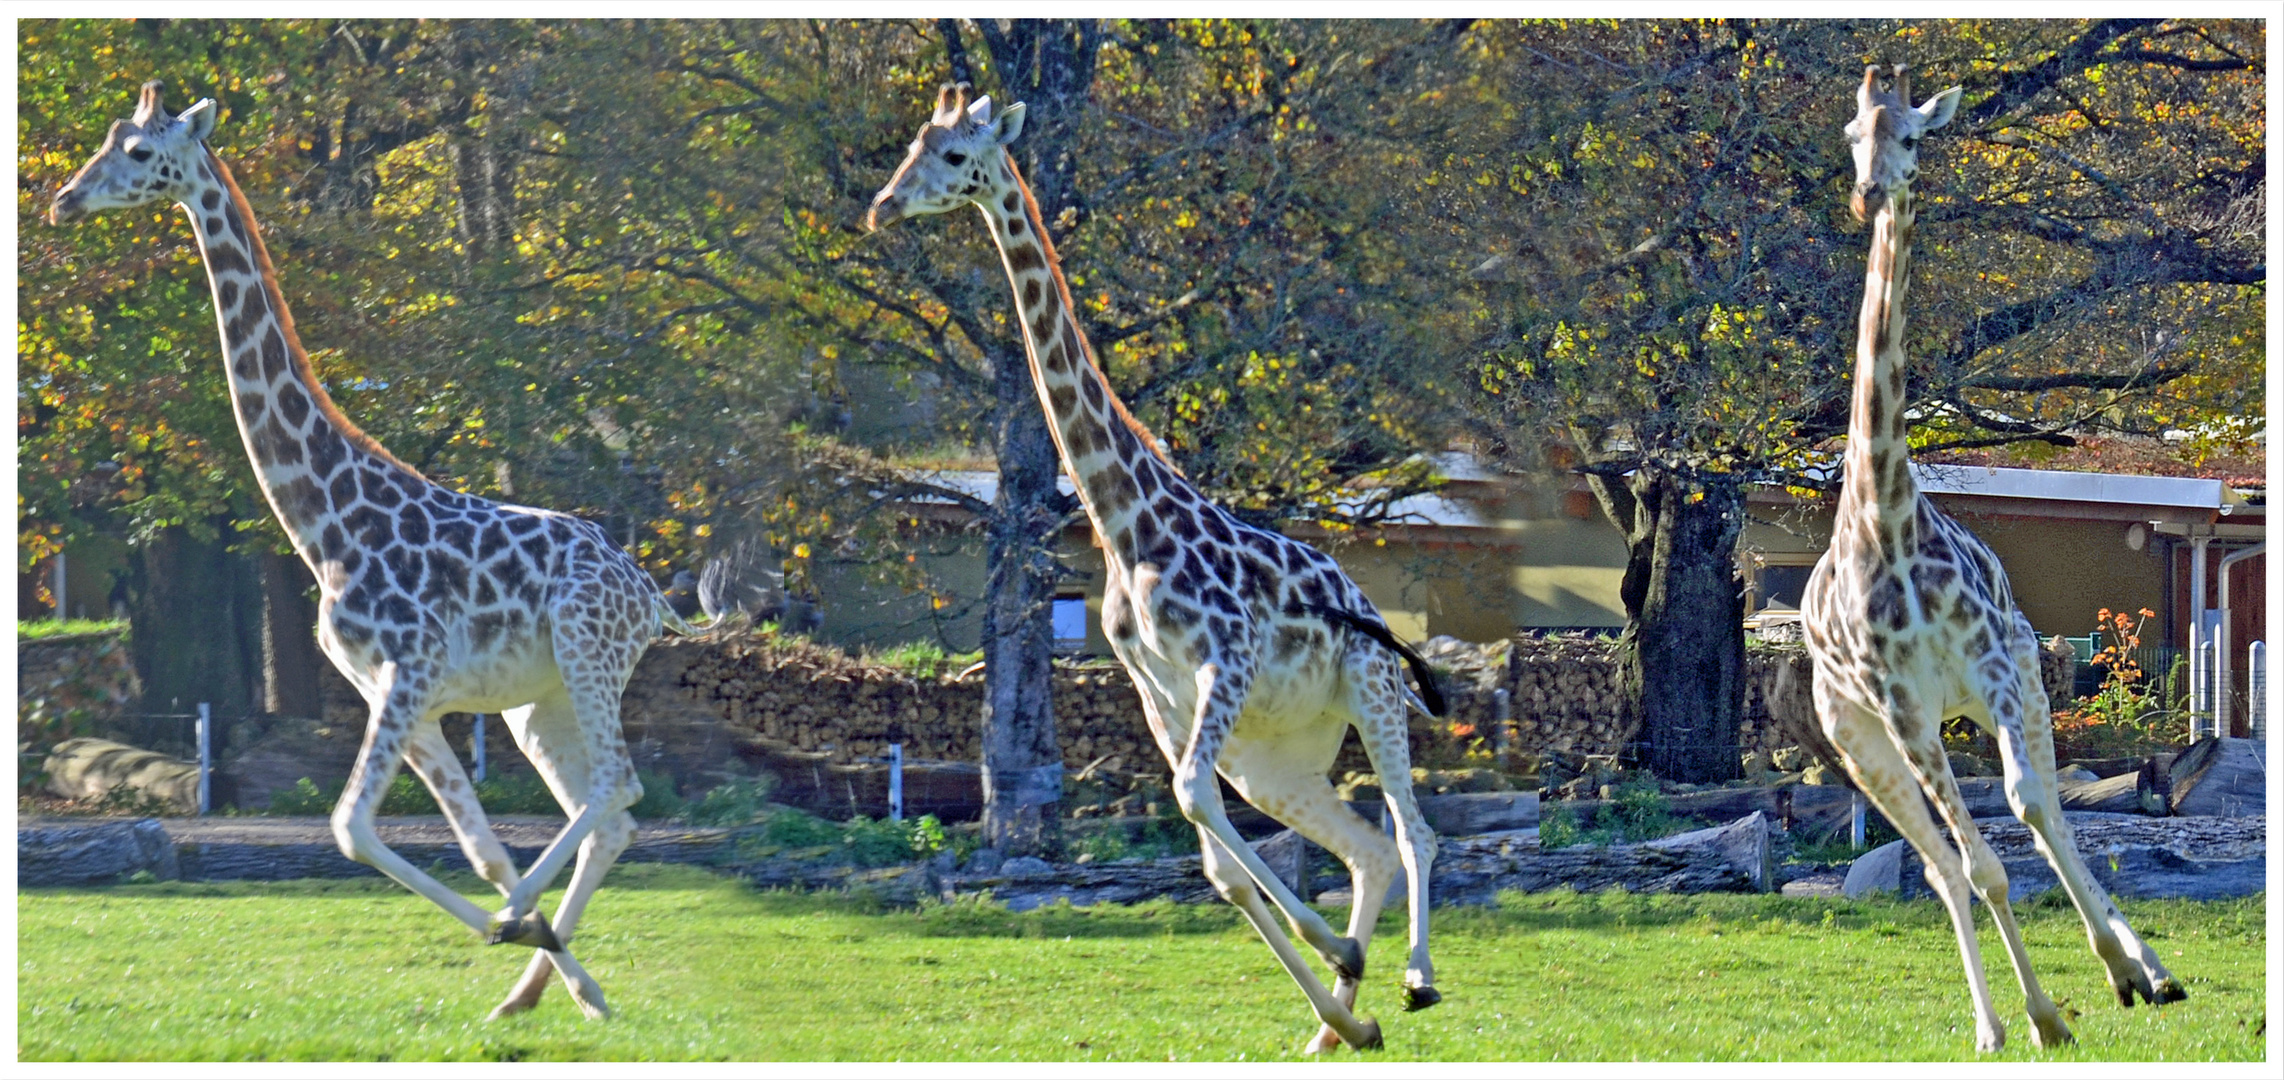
(2050, 607, 2187, 758)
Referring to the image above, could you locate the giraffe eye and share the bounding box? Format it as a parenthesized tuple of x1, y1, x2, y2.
(944, 152, 967, 166)
(1900, 136, 1918, 152)
(127, 146, 154, 162)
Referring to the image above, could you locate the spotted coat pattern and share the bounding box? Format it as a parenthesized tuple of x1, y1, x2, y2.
(1800, 65, 2183, 1055)
(870, 85, 1439, 1053)
(50, 82, 683, 1022)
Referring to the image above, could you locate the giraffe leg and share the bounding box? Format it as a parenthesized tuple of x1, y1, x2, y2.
(402, 722, 520, 897)
(1198, 827, 1380, 1053)
(494, 608, 642, 929)
(1819, 682, 2009, 1053)
(1900, 680, 2070, 1049)
(1176, 663, 1381, 1051)
(1219, 735, 1402, 1054)
(487, 689, 629, 1020)
(491, 809, 636, 1021)
(1348, 649, 1438, 1011)
(1992, 622, 2184, 1009)
(329, 664, 499, 936)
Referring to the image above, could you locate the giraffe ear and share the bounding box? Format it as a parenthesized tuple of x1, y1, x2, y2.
(1916, 85, 1962, 132)
(993, 101, 1027, 146)
(178, 98, 219, 142)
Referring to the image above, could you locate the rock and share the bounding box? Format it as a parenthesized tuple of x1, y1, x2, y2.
(1947, 751, 1994, 778)
(18, 818, 179, 886)
(1800, 763, 1837, 786)
(216, 716, 361, 811)
(2054, 764, 2099, 785)
(1781, 873, 1847, 898)
(43, 738, 199, 813)
(1771, 746, 1807, 772)
(999, 856, 1053, 879)
(2063, 757, 2144, 780)
(1645, 811, 1774, 892)
(2167, 738, 2265, 818)
(964, 848, 1005, 875)
(1418, 791, 1539, 835)
(1842, 839, 1907, 898)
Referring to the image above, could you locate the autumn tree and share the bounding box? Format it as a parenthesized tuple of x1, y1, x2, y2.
(1445, 19, 2262, 781)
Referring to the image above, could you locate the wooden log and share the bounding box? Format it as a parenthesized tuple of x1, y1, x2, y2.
(2167, 737, 2266, 818)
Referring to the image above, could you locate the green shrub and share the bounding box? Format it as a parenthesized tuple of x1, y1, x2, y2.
(758, 807, 841, 847)
(842, 814, 947, 867)
(1539, 776, 1685, 849)
(627, 771, 687, 821)
(264, 769, 685, 820)
(472, 771, 558, 815)
(267, 777, 334, 816)
(675, 775, 777, 827)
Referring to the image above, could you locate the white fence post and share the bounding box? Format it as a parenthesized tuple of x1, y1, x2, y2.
(888, 743, 904, 821)
(1850, 790, 1867, 850)
(2248, 641, 2267, 743)
(1492, 688, 1513, 767)
(2194, 638, 2219, 742)
(473, 714, 488, 783)
(196, 702, 212, 815)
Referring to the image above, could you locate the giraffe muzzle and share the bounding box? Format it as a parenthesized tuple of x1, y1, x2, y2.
(1850, 182, 1884, 223)
(866, 196, 904, 232)
(48, 189, 87, 226)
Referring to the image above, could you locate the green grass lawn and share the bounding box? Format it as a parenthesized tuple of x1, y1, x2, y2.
(17, 865, 2266, 1062)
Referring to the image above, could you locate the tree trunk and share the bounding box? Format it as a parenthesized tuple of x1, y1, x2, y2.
(123, 520, 263, 755)
(964, 18, 1103, 855)
(258, 549, 325, 718)
(1588, 467, 1748, 784)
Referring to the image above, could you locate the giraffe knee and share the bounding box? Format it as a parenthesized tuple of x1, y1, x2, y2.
(330, 814, 377, 865)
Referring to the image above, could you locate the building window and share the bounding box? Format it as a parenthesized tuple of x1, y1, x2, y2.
(1052, 596, 1090, 653)
(1757, 564, 1816, 612)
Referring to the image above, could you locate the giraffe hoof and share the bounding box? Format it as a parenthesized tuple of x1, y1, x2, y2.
(2030, 1014, 2075, 1049)
(1328, 937, 1366, 981)
(1401, 984, 1442, 1012)
(2148, 977, 2187, 1005)
(488, 911, 563, 952)
(1344, 1017, 1383, 1051)
(486, 997, 538, 1022)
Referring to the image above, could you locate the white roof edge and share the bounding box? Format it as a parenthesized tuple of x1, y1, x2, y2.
(1910, 462, 2240, 510)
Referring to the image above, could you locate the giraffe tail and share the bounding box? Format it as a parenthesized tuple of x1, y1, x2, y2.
(653, 595, 726, 640)
(1306, 605, 1448, 717)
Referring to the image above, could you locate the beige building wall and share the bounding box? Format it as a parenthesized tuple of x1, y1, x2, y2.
(805, 476, 2183, 654)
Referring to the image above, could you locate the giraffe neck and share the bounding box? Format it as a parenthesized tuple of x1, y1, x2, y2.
(1842, 195, 1919, 551)
(977, 153, 1193, 567)
(180, 149, 427, 568)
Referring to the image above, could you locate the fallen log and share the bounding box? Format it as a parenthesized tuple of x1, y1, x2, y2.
(1842, 813, 2264, 902)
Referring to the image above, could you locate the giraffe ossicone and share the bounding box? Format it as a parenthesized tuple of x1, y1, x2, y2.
(1802, 63, 2184, 1055)
(52, 80, 703, 1022)
(871, 82, 1447, 1053)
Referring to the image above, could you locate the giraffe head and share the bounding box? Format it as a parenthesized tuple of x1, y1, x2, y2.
(1844, 64, 1962, 222)
(866, 83, 1027, 231)
(49, 80, 219, 225)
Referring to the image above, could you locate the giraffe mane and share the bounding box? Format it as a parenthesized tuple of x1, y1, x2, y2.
(1002, 152, 1178, 471)
(207, 148, 424, 478)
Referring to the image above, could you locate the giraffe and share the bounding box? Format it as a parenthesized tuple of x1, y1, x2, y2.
(869, 85, 1445, 1054)
(1801, 64, 2185, 1053)
(50, 81, 691, 1021)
